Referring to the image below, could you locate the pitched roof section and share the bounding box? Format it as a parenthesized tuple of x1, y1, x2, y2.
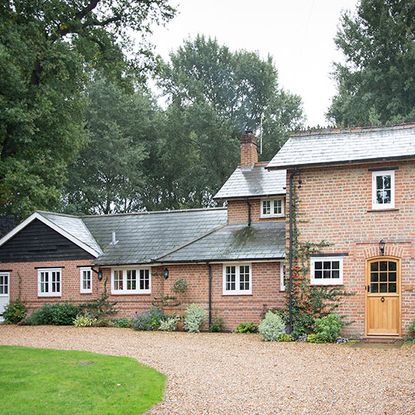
(83, 208, 228, 266)
(38, 211, 103, 255)
(214, 164, 286, 200)
(267, 124, 415, 170)
(156, 222, 285, 263)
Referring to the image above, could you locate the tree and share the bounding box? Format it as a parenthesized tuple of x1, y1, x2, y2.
(328, 0, 415, 126)
(153, 36, 303, 209)
(64, 78, 160, 214)
(0, 0, 175, 219)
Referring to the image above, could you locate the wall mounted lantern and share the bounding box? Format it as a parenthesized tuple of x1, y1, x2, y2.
(379, 239, 385, 256)
(163, 268, 169, 280)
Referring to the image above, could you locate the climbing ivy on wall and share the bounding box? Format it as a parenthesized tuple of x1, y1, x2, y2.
(285, 176, 354, 338)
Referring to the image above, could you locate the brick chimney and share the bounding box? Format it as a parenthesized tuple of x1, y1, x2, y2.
(240, 130, 258, 167)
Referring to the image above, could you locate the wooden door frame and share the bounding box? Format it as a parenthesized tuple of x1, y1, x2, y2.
(364, 256, 402, 337)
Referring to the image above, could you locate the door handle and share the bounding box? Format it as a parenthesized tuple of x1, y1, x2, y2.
(367, 284, 370, 292)
(381, 296, 385, 303)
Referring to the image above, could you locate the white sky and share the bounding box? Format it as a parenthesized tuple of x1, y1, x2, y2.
(150, 0, 358, 127)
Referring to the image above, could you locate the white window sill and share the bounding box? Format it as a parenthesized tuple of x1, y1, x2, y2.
(80, 290, 93, 294)
(260, 214, 285, 219)
(38, 293, 61, 298)
(310, 280, 343, 286)
(111, 290, 151, 295)
(222, 291, 252, 296)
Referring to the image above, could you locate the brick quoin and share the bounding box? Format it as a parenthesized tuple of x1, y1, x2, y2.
(286, 160, 415, 337)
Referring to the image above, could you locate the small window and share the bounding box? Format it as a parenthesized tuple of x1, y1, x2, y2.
(38, 268, 62, 297)
(261, 198, 284, 218)
(223, 264, 252, 295)
(280, 263, 286, 291)
(0, 273, 9, 296)
(372, 170, 395, 209)
(80, 267, 92, 294)
(310, 257, 343, 286)
(111, 268, 151, 294)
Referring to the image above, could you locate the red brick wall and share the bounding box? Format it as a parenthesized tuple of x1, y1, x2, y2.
(227, 199, 286, 225)
(5, 259, 285, 331)
(287, 161, 415, 337)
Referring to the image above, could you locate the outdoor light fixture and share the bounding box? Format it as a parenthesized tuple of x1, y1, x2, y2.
(97, 271, 103, 281)
(379, 239, 385, 256)
(163, 268, 169, 280)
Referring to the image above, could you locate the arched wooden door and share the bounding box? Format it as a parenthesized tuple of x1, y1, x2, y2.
(366, 257, 401, 336)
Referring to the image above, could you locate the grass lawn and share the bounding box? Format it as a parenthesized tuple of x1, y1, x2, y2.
(0, 346, 166, 415)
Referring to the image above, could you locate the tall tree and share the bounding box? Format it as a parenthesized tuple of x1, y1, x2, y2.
(64, 78, 159, 214)
(328, 0, 415, 126)
(152, 36, 303, 209)
(0, 0, 174, 219)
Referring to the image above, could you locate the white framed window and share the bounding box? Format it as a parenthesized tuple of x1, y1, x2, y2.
(280, 263, 286, 291)
(310, 257, 344, 286)
(261, 198, 284, 218)
(80, 267, 92, 294)
(223, 263, 252, 295)
(111, 268, 151, 294)
(372, 170, 395, 209)
(0, 272, 9, 296)
(38, 268, 62, 297)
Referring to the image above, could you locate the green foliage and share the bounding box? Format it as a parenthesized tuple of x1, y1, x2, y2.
(259, 311, 286, 341)
(26, 303, 80, 326)
(93, 318, 114, 327)
(171, 278, 188, 294)
(234, 322, 258, 334)
(209, 316, 225, 333)
(184, 304, 207, 333)
(80, 287, 117, 320)
(159, 316, 179, 332)
(112, 318, 133, 328)
(277, 333, 294, 342)
(329, 0, 415, 126)
(0, 0, 175, 219)
(2, 299, 27, 324)
(308, 314, 344, 343)
(73, 314, 97, 327)
(0, 346, 166, 415)
(408, 319, 415, 336)
(133, 308, 166, 331)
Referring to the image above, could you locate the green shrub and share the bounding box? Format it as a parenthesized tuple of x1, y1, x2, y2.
(113, 318, 133, 328)
(80, 290, 117, 319)
(409, 319, 415, 336)
(74, 314, 97, 327)
(26, 303, 80, 325)
(133, 308, 166, 331)
(259, 311, 286, 341)
(184, 304, 206, 333)
(209, 316, 225, 332)
(277, 333, 293, 342)
(309, 313, 343, 343)
(159, 316, 179, 331)
(171, 278, 188, 294)
(2, 299, 27, 324)
(234, 322, 258, 333)
(93, 318, 114, 327)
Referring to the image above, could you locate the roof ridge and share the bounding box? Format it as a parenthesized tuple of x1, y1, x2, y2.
(36, 210, 81, 218)
(81, 207, 227, 218)
(154, 223, 227, 261)
(290, 122, 415, 139)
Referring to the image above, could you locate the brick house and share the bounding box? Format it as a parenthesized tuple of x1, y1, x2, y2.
(1, 125, 414, 337)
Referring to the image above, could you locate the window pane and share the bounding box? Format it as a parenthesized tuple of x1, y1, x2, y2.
(127, 270, 136, 290)
(376, 175, 383, 189)
(383, 189, 391, 203)
(379, 272, 387, 282)
(389, 262, 396, 271)
(370, 273, 378, 282)
(139, 269, 150, 290)
(377, 190, 385, 204)
(226, 266, 236, 290)
(389, 272, 396, 282)
(323, 262, 331, 270)
(331, 261, 340, 270)
(273, 200, 282, 214)
(323, 270, 331, 279)
(114, 270, 123, 290)
(380, 261, 388, 271)
(332, 270, 340, 279)
(389, 283, 397, 293)
(314, 262, 322, 270)
(383, 175, 391, 189)
(239, 266, 250, 291)
(314, 270, 322, 279)
(262, 200, 271, 215)
(370, 283, 379, 293)
(371, 262, 378, 272)
(380, 283, 388, 293)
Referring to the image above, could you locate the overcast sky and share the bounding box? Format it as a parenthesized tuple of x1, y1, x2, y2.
(150, 0, 359, 127)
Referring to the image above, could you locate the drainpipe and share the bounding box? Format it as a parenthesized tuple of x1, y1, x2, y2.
(247, 199, 252, 227)
(287, 170, 299, 334)
(208, 263, 213, 328)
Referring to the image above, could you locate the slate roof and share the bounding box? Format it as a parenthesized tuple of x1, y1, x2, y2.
(82, 208, 228, 265)
(267, 124, 415, 170)
(156, 222, 285, 262)
(38, 211, 103, 255)
(214, 164, 286, 200)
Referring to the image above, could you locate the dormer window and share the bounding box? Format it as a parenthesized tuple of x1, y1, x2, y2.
(372, 170, 395, 209)
(261, 198, 284, 218)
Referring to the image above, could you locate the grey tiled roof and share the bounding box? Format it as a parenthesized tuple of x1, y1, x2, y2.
(214, 164, 286, 199)
(267, 124, 415, 170)
(82, 208, 228, 265)
(38, 211, 103, 255)
(156, 222, 285, 262)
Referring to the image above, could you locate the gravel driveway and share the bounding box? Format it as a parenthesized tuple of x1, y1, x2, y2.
(0, 326, 414, 414)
